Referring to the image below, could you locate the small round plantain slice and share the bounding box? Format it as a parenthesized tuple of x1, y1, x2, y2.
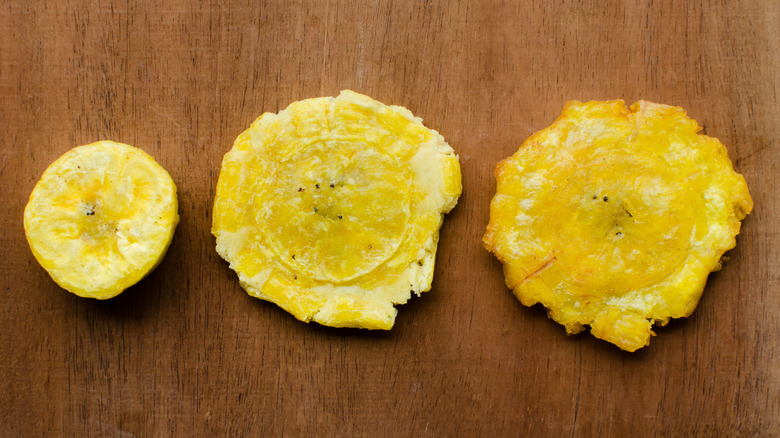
(24, 141, 179, 299)
(212, 90, 462, 329)
(483, 100, 752, 351)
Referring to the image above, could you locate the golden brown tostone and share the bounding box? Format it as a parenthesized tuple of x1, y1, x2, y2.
(484, 100, 752, 351)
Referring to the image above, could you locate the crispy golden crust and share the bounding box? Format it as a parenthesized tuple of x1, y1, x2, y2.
(484, 100, 752, 351)
(213, 90, 461, 329)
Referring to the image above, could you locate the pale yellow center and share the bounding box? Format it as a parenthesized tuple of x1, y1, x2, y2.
(263, 140, 411, 282)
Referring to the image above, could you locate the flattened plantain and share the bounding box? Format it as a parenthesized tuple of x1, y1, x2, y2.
(484, 100, 752, 351)
(213, 90, 461, 329)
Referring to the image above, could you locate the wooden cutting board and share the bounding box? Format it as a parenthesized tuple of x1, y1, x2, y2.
(2, 1, 778, 435)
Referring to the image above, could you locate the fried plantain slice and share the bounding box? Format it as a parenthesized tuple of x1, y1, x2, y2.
(213, 90, 461, 329)
(484, 100, 752, 351)
(24, 141, 179, 299)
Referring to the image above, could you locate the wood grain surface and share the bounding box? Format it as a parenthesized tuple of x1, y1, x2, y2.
(2, 1, 778, 436)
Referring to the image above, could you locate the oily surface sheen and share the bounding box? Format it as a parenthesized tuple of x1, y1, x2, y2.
(213, 90, 462, 329)
(484, 100, 753, 352)
(23, 141, 179, 299)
